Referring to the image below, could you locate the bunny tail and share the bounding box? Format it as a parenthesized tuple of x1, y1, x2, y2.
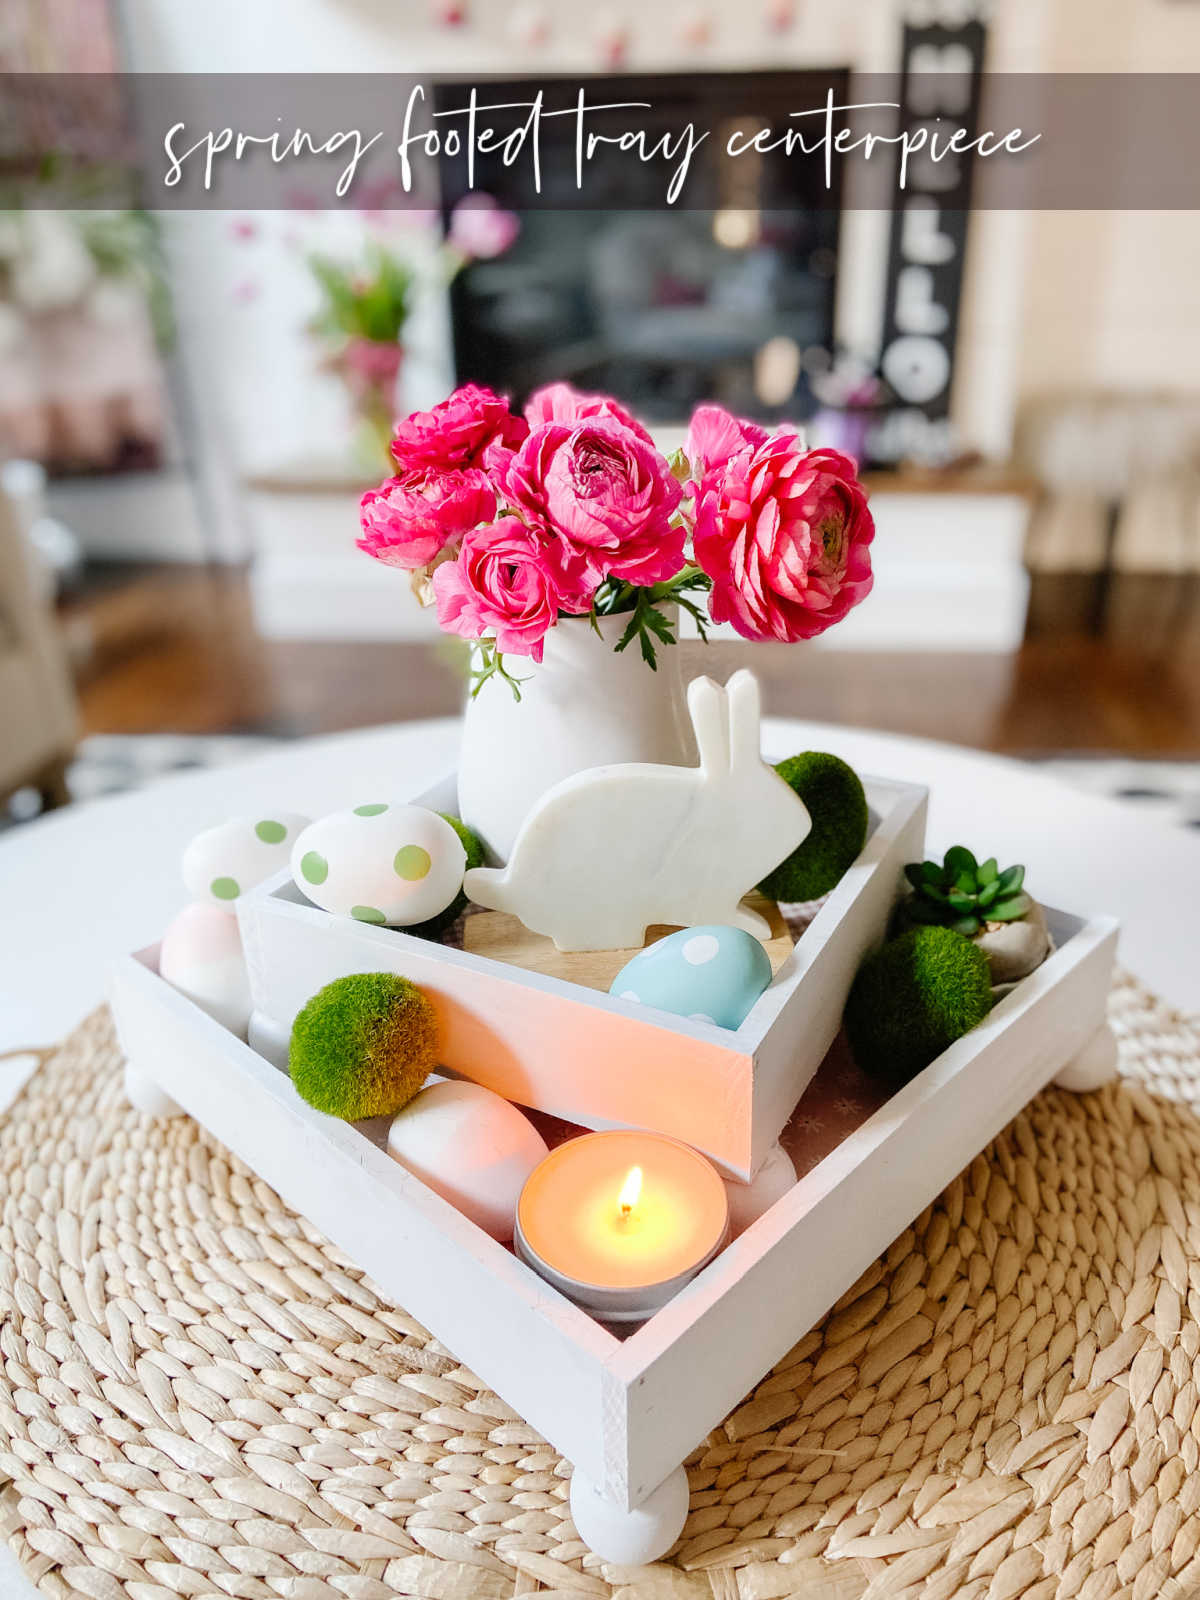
(462, 865, 514, 915)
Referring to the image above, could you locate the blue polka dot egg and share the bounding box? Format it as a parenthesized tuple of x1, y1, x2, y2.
(290, 804, 466, 927)
(610, 925, 773, 1031)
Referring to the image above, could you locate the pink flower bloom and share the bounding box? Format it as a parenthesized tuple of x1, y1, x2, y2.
(693, 439, 874, 642)
(342, 336, 404, 388)
(389, 383, 528, 473)
(357, 467, 496, 570)
(524, 382, 655, 445)
(447, 195, 521, 260)
(497, 417, 685, 586)
(432, 519, 596, 661)
(684, 403, 771, 480)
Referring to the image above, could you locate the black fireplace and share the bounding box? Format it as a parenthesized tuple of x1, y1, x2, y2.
(434, 70, 848, 424)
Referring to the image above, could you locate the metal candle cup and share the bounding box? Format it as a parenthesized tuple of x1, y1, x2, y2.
(514, 1131, 730, 1325)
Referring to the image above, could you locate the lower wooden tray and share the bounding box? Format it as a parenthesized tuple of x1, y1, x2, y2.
(108, 901, 1117, 1562)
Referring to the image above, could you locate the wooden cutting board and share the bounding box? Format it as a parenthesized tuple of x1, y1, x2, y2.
(461, 892, 794, 995)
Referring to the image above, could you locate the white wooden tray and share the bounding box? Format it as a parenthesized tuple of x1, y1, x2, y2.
(236, 771, 928, 1180)
(109, 900, 1117, 1561)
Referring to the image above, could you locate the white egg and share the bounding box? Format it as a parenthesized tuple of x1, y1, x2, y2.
(183, 812, 311, 907)
(247, 1009, 291, 1072)
(386, 1080, 549, 1241)
(723, 1142, 797, 1237)
(159, 902, 251, 1037)
(291, 804, 466, 927)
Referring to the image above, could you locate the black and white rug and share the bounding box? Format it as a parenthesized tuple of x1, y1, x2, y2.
(5, 736, 1200, 832)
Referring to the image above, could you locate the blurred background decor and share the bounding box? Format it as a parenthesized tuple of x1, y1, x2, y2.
(0, 209, 171, 476)
(0, 0, 1196, 839)
(305, 198, 520, 473)
(307, 244, 414, 473)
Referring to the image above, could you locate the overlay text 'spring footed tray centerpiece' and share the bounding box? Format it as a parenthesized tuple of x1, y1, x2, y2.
(108, 379, 1122, 1565)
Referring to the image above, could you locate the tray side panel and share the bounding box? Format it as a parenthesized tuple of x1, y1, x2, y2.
(239, 886, 758, 1176)
(108, 954, 622, 1490)
(614, 916, 1118, 1503)
(747, 784, 928, 1172)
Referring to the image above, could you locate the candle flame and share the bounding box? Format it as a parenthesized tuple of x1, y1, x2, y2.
(618, 1165, 643, 1220)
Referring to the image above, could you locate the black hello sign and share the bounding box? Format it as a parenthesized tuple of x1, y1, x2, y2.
(874, 18, 987, 463)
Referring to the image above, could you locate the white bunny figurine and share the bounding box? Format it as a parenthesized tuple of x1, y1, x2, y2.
(464, 670, 811, 952)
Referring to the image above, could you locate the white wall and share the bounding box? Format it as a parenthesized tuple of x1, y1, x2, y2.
(1011, 0, 1200, 411)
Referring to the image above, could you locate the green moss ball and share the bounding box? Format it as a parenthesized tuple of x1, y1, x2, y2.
(409, 814, 484, 940)
(758, 752, 869, 903)
(844, 926, 993, 1087)
(289, 972, 437, 1120)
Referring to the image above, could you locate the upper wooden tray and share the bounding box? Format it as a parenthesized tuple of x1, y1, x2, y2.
(236, 770, 929, 1179)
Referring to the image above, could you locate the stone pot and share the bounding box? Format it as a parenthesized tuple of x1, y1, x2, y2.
(977, 896, 1053, 991)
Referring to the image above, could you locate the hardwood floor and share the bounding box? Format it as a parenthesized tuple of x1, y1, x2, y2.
(61, 564, 1200, 755)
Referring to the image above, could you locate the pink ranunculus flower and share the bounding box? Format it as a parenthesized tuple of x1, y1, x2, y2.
(357, 466, 496, 570)
(432, 518, 596, 662)
(693, 439, 874, 643)
(497, 417, 685, 586)
(389, 383, 528, 473)
(524, 381, 655, 446)
(684, 402, 771, 479)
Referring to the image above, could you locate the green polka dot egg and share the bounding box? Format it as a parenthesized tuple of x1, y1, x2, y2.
(290, 803, 467, 927)
(182, 813, 312, 908)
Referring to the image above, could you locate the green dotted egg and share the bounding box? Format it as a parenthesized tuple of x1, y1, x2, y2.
(210, 876, 240, 901)
(300, 851, 329, 885)
(351, 905, 387, 924)
(394, 845, 432, 881)
(354, 803, 389, 817)
(255, 819, 287, 844)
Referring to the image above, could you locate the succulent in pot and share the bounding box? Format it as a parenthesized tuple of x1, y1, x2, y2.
(897, 846, 1052, 988)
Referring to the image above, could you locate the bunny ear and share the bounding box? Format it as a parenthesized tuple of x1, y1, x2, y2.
(725, 670, 763, 772)
(687, 674, 730, 775)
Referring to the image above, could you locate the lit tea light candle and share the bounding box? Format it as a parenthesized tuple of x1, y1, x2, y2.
(515, 1131, 729, 1324)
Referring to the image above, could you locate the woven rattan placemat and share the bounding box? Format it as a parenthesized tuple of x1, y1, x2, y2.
(2, 974, 1199, 1600)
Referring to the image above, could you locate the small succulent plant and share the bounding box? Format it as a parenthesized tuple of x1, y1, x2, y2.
(903, 846, 1031, 937)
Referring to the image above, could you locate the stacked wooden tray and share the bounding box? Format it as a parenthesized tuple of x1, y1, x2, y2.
(108, 757, 1117, 1557)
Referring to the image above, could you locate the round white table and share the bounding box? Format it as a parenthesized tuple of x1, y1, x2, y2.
(0, 715, 1196, 1600)
(2, 717, 1197, 1065)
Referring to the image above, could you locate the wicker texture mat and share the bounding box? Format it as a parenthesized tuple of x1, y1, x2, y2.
(1, 976, 1199, 1600)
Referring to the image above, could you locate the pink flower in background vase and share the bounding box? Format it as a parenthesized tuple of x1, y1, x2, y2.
(447, 196, 521, 261)
(358, 466, 496, 570)
(524, 381, 655, 445)
(341, 336, 405, 397)
(684, 403, 772, 481)
(693, 438, 874, 642)
(389, 383, 528, 473)
(498, 417, 685, 586)
(432, 518, 596, 661)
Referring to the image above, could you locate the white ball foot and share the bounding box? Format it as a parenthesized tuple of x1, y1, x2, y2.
(724, 1142, 797, 1237)
(1054, 1022, 1119, 1092)
(569, 1464, 689, 1565)
(124, 1064, 183, 1118)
